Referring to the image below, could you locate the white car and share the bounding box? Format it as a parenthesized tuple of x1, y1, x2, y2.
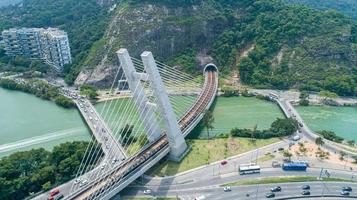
(143, 189, 152, 195)
(74, 178, 81, 185)
(223, 186, 231, 192)
(79, 180, 88, 187)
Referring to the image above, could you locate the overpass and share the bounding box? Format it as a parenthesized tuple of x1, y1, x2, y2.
(63, 50, 218, 200)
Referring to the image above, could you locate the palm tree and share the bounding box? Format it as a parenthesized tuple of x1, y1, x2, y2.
(251, 124, 258, 141)
(202, 110, 214, 139)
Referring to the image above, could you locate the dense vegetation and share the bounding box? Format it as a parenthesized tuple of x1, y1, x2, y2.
(210, 0, 357, 96)
(0, 141, 101, 200)
(287, 0, 357, 19)
(229, 118, 299, 139)
(0, 78, 74, 108)
(0, 0, 111, 84)
(317, 130, 344, 143)
(80, 84, 99, 99)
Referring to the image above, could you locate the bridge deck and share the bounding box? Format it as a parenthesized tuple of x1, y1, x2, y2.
(67, 70, 218, 200)
(76, 98, 127, 163)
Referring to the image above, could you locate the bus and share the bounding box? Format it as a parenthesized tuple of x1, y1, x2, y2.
(239, 165, 261, 175)
(282, 163, 307, 171)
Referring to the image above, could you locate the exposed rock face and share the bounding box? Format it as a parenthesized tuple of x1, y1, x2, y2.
(76, 2, 231, 88)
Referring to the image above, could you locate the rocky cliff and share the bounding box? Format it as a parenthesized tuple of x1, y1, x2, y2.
(75, 1, 235, 87)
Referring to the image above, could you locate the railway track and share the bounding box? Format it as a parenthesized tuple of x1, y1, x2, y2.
(68, 70, 218, 200)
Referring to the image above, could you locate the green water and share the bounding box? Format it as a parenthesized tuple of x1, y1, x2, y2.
(0, 89, 285, 157)
(0, 88, 91, 157)
(193, 96, 285, 138)
(296, 105, 357, 141)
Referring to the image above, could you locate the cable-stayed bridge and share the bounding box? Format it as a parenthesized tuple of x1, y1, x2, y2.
(61, 49, 218, 200)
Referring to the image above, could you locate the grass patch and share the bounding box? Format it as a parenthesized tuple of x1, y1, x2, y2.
(253, 153, 275, 163)
(146, 137, 279, 177)
(221, 176, 356, 186)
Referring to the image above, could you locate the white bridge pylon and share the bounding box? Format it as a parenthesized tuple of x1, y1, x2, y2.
(117, 49, 188, 160)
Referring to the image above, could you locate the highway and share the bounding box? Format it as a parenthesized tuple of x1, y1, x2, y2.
(124, 182, 357, 200)
(122, 167, 357, 200)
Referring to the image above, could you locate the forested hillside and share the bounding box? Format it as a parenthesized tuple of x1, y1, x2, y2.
(0, 0, 356, 96)
(79, 0, 356, 96)
(287, 0, 357, 19)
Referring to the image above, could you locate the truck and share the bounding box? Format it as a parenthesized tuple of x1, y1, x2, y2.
(282, 163, 307, 171)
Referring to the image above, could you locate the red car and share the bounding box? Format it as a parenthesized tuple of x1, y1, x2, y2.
(221, 160, 228, 165)
(50, 188, 59, 197)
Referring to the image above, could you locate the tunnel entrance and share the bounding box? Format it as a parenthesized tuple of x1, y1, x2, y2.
(203, 63, 218, 73)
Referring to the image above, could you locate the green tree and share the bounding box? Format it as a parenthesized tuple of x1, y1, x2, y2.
(202, 110, 214, 139)
(282, 150, 293, 161)
(315, 137, 324, 146)
(299, 91, 309, 106)
(80, 84, 98, 99)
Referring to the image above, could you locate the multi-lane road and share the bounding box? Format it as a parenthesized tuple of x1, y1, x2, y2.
(124, 182, 357, 200)
(121, 167, 357, 199)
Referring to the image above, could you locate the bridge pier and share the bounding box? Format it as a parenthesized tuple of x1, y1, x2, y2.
(117, 49, 162, 142)
(141, 51, 188, 161)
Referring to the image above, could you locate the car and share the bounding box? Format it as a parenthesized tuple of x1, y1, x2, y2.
(223, 186, 231, 192)
(341, 190, 350, 196)
(302, 185, 310, 190)
(302, 190, 310, 195)
(143, 189, 152, 195)
(271, 186, 282, 192)
(74, 178, 81, 185)
(79, 180, 88, 187)
(342, 186, 352, 191)
(278, 147, 284, 151)
(50, 188, 60, 197)
(221, 160, 228, 165)
(54, 194, 64, 200)
(266, 193, 275, 198)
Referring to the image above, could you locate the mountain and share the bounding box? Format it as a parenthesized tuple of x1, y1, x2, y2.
(287, 0, 357, 19)
(78, 0, 357, 96)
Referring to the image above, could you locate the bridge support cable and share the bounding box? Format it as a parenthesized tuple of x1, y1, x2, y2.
(87, 51, 197, 199)
(69, 64, 126, 195)
(67, 51, 215, 200)
(81, 71, 216, 200)
(81, 52, 168, 199)
(131, 58, 203, 93)
(141, 51, 188, 160)
(131, 59, 203, 118)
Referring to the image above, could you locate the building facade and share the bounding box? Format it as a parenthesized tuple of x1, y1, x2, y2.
(1, 28, 72, 72)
